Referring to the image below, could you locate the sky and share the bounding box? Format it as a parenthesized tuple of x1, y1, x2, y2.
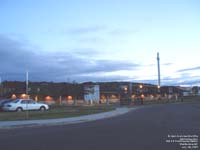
(0, 0, 200, 86)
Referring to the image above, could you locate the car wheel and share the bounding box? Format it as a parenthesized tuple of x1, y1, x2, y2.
(40, 106, 46, 111)
(16, 107, 23, 112)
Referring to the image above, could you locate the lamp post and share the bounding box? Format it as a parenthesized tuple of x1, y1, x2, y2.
(119, 85, 130, 105)
(36, 88, 40, 102)
(139, 84, 144, 104)
(0, 76, 2, 98)
(157, 52, 161, 88)
(157, 85, 160, 93)
(26, 71, 29, 97)
(25, 71, 29, 120)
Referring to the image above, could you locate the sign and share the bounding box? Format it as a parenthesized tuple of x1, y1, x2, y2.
(84, 85, 100, 103)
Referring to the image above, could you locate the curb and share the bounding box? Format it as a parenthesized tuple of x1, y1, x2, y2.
(0, 107, 132, 129)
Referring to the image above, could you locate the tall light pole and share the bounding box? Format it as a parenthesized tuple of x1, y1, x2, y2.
(0, 76, 2, 97)
(26, 71, 29, 96)
(157, 52, 161, 91)
(25, 71, 29, 119)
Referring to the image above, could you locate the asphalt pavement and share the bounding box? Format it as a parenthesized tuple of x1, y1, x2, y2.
(0, 103, 199, 150)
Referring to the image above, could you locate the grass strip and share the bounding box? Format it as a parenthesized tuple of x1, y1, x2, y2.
(0, 105, 115, 121)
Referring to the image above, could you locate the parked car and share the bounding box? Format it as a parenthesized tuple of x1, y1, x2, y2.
(2, 99, 49, 112)
(0, 99, 13, 111)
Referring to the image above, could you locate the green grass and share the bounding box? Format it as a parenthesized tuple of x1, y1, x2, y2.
(1, 97, 199, 121)
(181, 96, 200, 102)
(0, 105, 115, 121)
(128, 96, 200, 107)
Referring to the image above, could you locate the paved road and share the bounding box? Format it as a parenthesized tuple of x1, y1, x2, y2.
(0, 103, 200, 150)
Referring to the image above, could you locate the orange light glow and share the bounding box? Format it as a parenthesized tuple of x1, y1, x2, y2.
(45, 96, 53, 101)
(20, 94, 28, 99)
(101, 95, 106, 100)
(67, 96, 72, 101)
(35, 96, 38, 101)
(131, 95, 136, 99)
(111, 95, 117, 99)
(11, 94, 17, 99)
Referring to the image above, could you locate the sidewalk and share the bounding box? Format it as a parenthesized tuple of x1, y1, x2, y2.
(0, 107, 131, 129)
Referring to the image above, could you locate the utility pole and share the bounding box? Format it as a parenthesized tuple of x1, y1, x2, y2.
(26, 71, 29, 96)
(0, 76, 2, 97)
(25, 71, 29, 119)
(157, 52, 161, 92)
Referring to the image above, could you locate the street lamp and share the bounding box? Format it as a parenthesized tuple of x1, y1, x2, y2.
(26, 71, 29, 96)
(157, 85, 160, 93)
(0, 76, 2, 97)
(139, 84, 144, 104)
(124, 87, 128, 93)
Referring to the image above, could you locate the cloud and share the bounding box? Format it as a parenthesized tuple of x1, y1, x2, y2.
(81, 60, 139, 74)
(73, 74, 133, 83)
(57, 25, 140, 46)
(108, 29, 139, 36)
(0, 34, 139, 82)
(66, 26, 138, 37)
(66, 26, 106, 35)
(163, 63, 173, 66)
(77, 37, 105, 43)
(160, 72, 200, 86)
(176, 80, 200, 86)
(70, 48, 101, 57)
(145, 62, 173, 67)
(178, 66, 200, 72)
(0, 34, 37, 71)
(1, 34, 197, 85)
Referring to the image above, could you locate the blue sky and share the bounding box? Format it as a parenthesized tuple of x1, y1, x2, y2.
(0, 0, 200, 86)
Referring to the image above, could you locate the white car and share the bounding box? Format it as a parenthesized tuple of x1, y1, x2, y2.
(2, 99, 49, 112)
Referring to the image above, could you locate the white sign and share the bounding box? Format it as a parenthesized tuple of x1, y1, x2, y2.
(84, 85, 100, 103)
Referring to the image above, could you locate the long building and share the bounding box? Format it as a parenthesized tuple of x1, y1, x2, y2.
(0, 81, 186, 103)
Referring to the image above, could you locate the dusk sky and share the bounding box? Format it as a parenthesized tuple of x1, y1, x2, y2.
(0, 0, 200, 86)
